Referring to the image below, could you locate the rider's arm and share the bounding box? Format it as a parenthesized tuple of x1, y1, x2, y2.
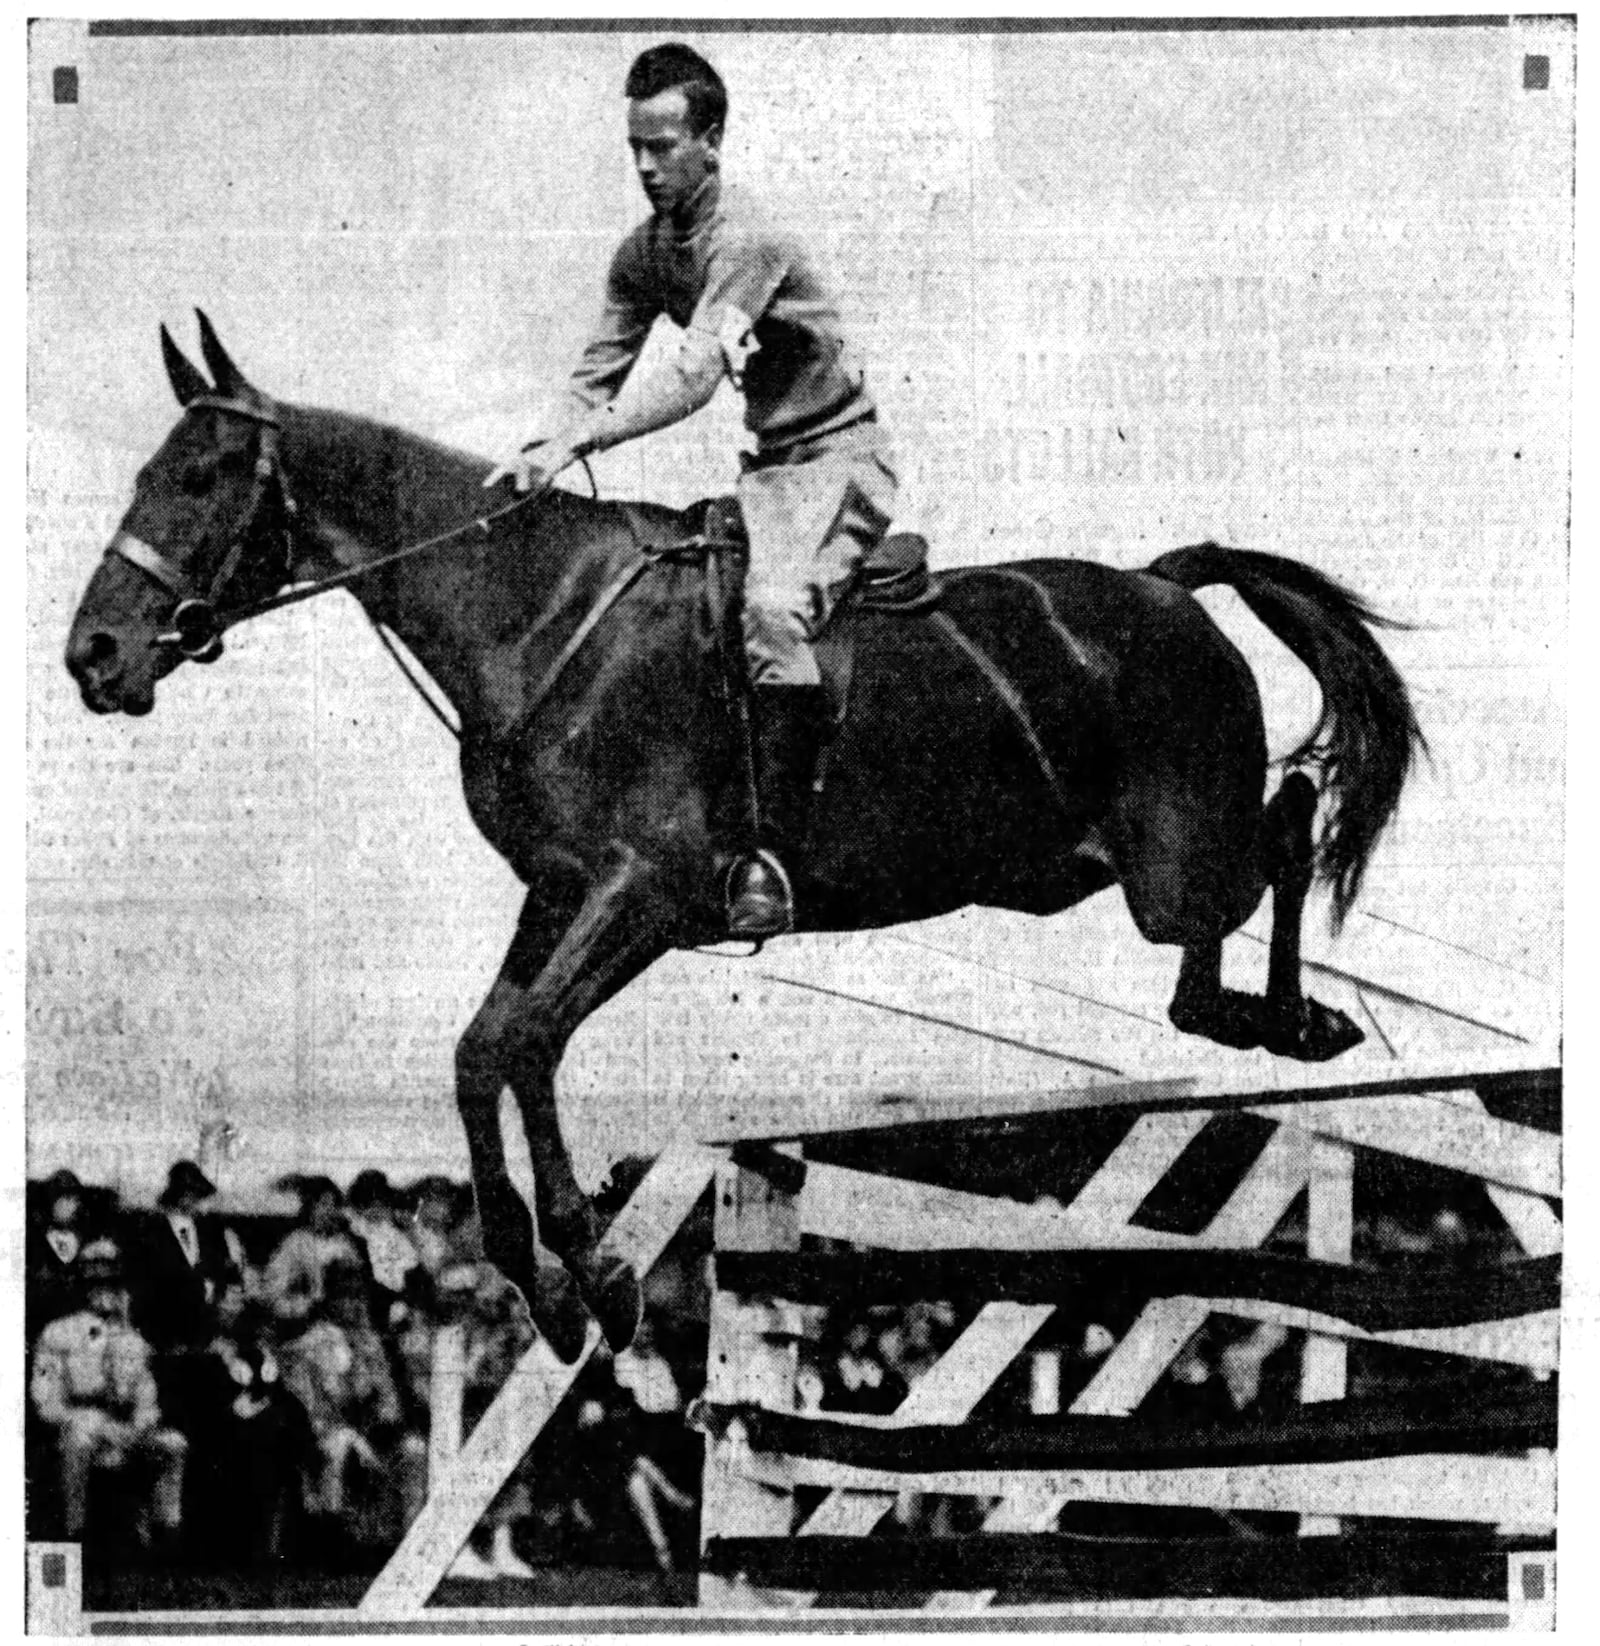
(578, 328, 726, 452)
(560, 236, 660, 424)
(576, 215, 793, 454)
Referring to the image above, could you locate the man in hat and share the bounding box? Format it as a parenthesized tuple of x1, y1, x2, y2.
(27, 1169, 92, 1331)
(125, 1160, 240, 1429)
(30, 1243, 187, 1546)
(486, 42, 898, 939)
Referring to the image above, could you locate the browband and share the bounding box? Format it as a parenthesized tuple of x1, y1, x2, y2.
(187, 394, 281, 428)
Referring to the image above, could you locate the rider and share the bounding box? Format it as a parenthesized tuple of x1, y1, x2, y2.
(486, 42, 897, 940)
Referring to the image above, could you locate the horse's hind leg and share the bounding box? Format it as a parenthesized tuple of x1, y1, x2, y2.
(1166, 772, 1362, 1061)
(1255, 771, 1363, 1061)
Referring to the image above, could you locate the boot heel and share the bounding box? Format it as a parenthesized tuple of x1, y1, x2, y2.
(726, 850, 793, 938)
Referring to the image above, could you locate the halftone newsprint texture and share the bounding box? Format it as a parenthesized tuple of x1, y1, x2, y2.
(25, 13, 1571, 1634)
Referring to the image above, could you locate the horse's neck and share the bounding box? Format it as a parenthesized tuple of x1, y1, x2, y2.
(279, 405, 633, 735)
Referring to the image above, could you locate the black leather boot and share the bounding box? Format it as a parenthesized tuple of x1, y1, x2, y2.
(727, 685, 828, 939)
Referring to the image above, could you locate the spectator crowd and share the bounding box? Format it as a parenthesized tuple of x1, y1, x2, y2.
(26, 1159, 704, 1588)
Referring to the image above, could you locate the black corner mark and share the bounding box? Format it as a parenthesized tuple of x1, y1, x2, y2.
(53, 65, 78, 104)
(1524, 54, 1549, 91)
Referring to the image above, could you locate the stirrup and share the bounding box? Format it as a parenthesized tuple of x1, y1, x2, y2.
(726, 849, 794, 940)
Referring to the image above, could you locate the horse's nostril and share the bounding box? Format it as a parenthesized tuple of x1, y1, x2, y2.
(68, 630, 121, 687)
(84, 632, 119, 669)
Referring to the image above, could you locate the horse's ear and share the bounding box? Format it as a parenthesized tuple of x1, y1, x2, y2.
(195, 308, 247, 397)
(160, 323, 211, 406)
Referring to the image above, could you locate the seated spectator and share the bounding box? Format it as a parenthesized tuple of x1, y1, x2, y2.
(823, 1314, 909, 1415)
(183, 1295, 317, 1568)
(347, 1170, 420, 1330)
(262, 1177, 363, 1329)
(30, 1246, 187, 1550)
(402, 1176, 469, 1282)
(279, 1260, 423, 1551)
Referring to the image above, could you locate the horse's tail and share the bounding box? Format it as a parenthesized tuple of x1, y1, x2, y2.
(1144, 543, 1425, 930)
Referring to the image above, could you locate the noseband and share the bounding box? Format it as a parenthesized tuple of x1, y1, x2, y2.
(106, 393, 296, 663)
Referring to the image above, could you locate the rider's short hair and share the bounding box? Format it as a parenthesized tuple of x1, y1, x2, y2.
(625, 43, 727, 137)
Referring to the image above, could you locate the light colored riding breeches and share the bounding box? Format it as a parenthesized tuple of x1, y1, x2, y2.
(735, 424, 898, 688)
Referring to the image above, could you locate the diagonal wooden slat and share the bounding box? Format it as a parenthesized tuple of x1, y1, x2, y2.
(786, 1111, 1235, 1607)
(929, 1124, 1315, 1610)
(359, 1143, 719, 1618)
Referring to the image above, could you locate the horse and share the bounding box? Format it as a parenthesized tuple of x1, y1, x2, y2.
(65, 314, 1424, 1360)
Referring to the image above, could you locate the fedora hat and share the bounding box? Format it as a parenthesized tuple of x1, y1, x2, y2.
(158, 1159, 217, 1208)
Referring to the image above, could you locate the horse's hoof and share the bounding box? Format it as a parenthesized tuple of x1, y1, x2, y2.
(528, 1262, 593, 1363)
(1170, 989, 1264, 1051)
(1261, 1000, 1365, 1062)
(574, 1249, 643, 1353)
(1298, 1000, 1365, 1062)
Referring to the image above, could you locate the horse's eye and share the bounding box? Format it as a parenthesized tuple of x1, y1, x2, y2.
(180, 462, 216, 497)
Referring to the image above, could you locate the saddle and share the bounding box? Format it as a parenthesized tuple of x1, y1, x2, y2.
(629, 494, 942, 729)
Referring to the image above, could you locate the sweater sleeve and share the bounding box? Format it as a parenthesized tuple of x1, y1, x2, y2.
(562, 232, 659, 419)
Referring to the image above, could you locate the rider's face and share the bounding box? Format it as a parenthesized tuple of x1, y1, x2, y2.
(627, 88, 719, 219)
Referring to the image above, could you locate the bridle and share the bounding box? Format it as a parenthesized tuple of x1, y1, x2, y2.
(106, 393, 297, 664)
(106, 391, 542, 670)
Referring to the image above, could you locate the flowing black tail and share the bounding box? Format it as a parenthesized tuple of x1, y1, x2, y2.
(1145, 543, 1425, 929)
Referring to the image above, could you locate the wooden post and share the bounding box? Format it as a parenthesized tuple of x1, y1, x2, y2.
(1299, 1134, 1354, 1537)
(698, 1149, 803, 1611)
(426, 1321, 466, 1490)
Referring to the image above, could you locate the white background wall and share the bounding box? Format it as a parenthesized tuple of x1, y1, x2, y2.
(26, 19, 1570, 1197)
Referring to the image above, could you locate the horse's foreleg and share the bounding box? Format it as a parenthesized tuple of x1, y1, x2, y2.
(502, 849, 674, 1355)
(456, 887, 594, 1358)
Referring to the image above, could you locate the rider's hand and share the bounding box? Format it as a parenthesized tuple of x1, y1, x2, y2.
(483, 431, 585, 493)
(483, 437, 548, 493)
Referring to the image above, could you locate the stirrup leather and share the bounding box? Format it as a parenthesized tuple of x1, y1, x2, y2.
(726, 849, 794, 939)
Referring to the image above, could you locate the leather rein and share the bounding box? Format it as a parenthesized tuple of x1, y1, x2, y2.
(104, 393, 655, 742)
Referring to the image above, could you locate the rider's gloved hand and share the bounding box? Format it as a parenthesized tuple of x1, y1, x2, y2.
(483, 437, 549, 493)
(483, 430, 589, 494)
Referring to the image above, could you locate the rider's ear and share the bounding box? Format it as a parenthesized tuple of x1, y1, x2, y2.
(195, 309, 247, 399)
(161, 324, 210, 407)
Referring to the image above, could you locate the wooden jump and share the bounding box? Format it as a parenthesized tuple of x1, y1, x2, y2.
(34, 1055, 1539, 1630)
(693, 1060, 1559, 1623)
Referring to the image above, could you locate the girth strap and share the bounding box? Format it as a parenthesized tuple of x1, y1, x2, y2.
(520, 552, 659, 727)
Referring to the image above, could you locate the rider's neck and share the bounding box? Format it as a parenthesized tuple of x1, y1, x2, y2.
(667, 173, 720, 237)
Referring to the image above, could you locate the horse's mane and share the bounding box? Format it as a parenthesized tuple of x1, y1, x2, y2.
(286, 402, 495, 505)
(284, 401, 694, 555)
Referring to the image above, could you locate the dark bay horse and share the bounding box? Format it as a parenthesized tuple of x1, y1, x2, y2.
(66, 317, 1424, 1359)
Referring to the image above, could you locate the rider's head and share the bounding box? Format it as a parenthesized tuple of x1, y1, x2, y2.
(624, 44, 726, 220)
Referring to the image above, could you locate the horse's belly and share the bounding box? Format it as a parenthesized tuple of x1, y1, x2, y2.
(809, 591, 1113, 902)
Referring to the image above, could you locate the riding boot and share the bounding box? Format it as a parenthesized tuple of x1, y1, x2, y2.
(728, 685, 829, 939)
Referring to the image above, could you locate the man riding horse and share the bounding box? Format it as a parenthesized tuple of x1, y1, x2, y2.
(486, 43, 896, 941)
